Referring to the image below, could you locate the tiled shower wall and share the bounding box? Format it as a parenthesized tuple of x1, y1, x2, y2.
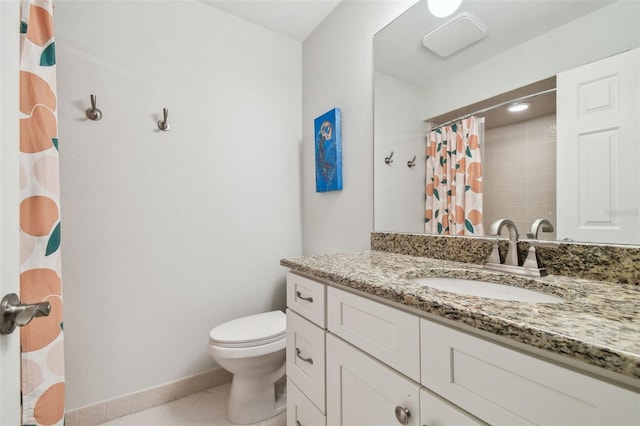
(483, 114, 557, 239)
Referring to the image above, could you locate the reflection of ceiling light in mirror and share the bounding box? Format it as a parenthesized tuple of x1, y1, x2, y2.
(507, 102, 531, 112)
(428, 0, 463, 18)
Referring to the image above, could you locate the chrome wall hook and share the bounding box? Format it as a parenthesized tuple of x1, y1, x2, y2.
(157, 108, 170, 131)
(85, 94, 102, 121)
(407, 155, 416, 168)
(384, 151, 394, 165)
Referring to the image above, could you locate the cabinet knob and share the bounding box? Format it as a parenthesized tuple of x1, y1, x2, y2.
(394, 406, 410, 425)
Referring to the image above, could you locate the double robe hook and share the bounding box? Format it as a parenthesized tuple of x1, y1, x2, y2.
(86, 95, 170, 132)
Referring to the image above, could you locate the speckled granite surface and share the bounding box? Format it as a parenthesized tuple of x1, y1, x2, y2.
(281, 251, 640, 382)
(371, 232, 640, 284)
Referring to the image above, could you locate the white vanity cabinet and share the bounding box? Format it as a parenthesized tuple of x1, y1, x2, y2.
(286, 272, 640, 426)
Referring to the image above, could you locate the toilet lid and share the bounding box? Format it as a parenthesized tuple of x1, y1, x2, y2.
(209, 310, 286, 347)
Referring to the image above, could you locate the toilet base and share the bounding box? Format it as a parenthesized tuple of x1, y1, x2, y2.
(226, 373, 287, 424)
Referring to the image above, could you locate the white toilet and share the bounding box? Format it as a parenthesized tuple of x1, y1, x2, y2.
(208, 310, 287, 425)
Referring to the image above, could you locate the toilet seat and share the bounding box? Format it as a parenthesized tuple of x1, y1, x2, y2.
(209, 311, 286, 357)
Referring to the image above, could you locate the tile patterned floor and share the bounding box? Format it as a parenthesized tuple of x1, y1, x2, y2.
(101, 383, 286, 426)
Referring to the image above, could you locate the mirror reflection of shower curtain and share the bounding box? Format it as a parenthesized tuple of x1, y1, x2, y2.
(425, 115, 484, 236)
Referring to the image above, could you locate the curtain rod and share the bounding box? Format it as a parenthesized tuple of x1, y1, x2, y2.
(430, 87, 557, 131)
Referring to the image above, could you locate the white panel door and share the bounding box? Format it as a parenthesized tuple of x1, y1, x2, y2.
(326, 334, 420, 426)
(0, 1, 22, 424)
(557, 48, 639, 244)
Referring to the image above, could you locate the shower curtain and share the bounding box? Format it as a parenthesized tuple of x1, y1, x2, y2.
(19, 1, 65, 425)
(425, 115, 484, 236)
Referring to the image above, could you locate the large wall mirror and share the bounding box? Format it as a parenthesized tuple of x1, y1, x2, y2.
(374, 0, 640, 245)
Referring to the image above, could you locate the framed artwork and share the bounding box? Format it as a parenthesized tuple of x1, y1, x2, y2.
(314, 108, 342, 192)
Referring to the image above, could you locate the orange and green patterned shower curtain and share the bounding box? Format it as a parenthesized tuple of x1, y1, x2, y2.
(425, 115, 484, 236)
(19, 1, 65, 425)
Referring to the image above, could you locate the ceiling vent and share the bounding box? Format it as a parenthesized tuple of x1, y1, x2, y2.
(422, 13, 487, 57)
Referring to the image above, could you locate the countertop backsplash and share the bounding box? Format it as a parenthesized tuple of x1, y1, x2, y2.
(371, 232, 640, 285)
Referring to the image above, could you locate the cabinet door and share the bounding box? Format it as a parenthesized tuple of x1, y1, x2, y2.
(327, 286, 420, 381)
(287, 379, 326, 426)
(286, 309, 326, 412)
(421, 319, 640, 425)
(420, 388, 486, 426)
(326, 334, 420, 426)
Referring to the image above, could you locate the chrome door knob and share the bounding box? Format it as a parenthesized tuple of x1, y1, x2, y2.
(395, 405, 411, 425)
(1, 293, 51, 335)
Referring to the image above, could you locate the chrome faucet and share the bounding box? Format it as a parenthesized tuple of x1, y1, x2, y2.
(527, 219, 554, 239)
(485, 219, 548, 277)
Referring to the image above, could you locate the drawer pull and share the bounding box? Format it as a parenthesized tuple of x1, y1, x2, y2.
(296, 347, 314, 365)
(394, 406, 410, 425)
(295, 291, 313, 303)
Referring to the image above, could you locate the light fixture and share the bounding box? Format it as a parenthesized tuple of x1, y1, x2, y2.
(422, 13, 486, 57)
(428, 0, 463, 18)
(507, 102, 531, 113)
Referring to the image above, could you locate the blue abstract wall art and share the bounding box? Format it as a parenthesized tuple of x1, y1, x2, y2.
(314, 108, 342, 192)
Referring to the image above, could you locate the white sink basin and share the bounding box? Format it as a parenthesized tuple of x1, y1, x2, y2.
(413, 277, 564, 303)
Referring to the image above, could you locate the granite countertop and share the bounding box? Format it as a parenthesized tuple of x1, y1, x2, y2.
(281, 250, 640, 382)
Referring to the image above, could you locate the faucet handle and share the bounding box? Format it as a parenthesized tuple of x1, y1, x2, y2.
(486, 244, 501, 264)
(523, 246, 539, 269)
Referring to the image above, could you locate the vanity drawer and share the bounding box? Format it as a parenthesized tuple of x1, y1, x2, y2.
(286, 309, 326, 412)
(287, 378, 326, 426)
(287, 272, 325, 327)
(420, 319, 640, 425)
(327, 286, 420, 381)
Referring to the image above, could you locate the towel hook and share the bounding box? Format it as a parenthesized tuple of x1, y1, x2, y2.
(85, 94, 102, 121)
(407, 155, 416, 168)
(157, 108, 170, 131)
(384, 151, 394, 165)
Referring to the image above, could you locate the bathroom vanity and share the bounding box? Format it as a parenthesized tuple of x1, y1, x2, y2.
(283, 251, 640, 426)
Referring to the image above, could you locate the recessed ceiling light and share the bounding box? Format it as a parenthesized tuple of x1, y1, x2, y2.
(428, 0, 463, 18)
(507, 102, 531, 113)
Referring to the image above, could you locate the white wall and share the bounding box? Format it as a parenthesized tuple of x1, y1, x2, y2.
(55, 1, 302, 409)
(301, 0, 417, 255)
(374, 72, 426, 233)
